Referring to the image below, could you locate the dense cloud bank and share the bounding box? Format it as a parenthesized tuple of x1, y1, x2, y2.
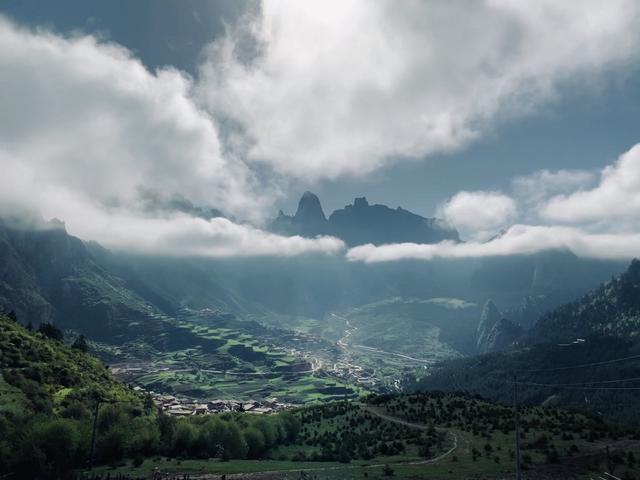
(2, 1, 640, 260)
(0, 16, 342, 257)
(199, 0, 640, 178)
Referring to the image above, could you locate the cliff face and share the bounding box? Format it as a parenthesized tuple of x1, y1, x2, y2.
(476, 299, 522, 353)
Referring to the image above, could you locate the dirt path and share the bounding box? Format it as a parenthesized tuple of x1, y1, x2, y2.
(191, 403, 458, 479)
(357, 403, 459, 465)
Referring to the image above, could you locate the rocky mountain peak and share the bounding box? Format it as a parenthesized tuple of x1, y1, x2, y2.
(295, 191, 327, 223)
(353, 197, 369, 209)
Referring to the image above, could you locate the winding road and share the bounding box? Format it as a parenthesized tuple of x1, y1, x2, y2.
(333, 313, 436, 364)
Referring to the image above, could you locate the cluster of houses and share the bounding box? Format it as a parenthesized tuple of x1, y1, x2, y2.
(133, 387, 294, 416)
(326, 360, 379, 388)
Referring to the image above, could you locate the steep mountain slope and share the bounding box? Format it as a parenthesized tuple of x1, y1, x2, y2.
(0, 315, 139, 415)
(87, 245, 270, 318)
(0, 219, 180, 342)
(0, 219, 149, 333)
(417, 260, 640, 422)
(0, 221, 54, 323)
(0, 220, 266, 356)
(475, 300, 523, 353)
(530, 258, 640, 343)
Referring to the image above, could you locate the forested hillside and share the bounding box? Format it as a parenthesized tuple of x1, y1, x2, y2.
(417, 260, 640, 423)
(0, 315, 301, 478)
(531, 259, 640, 343)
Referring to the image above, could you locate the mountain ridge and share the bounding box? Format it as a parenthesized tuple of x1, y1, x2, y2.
(269, 191, 460, 246)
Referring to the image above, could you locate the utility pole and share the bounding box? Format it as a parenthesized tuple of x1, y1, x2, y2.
(513, 374, 522, 480)
(606, 445, 613, 474)
(89, 399, 102, 469)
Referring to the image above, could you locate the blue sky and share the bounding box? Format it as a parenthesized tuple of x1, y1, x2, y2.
(5, 0, 639, 218)
(2, 1, 640, 261)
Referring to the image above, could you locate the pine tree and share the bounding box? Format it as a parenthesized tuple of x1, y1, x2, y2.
(72, 334, 89, 353)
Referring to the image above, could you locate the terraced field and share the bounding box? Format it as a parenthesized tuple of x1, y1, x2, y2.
(103, 298, 481, 403)
(108, 310, 370, 403)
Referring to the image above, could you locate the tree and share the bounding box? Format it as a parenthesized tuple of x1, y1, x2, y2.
(38, 322, 63, 341)
(98, 425, 128, 463)
(254, 418, 278, 447)
(244, 427, 266, 459)
(222, 422, 248, 460)
(72, 334, 89, 353)
(7, 310, 17, 322)
(172, 421, 196, 457)
(280, 413, 301, 442)
(127, 417, 160, 456)
(31, 418, 80, 477)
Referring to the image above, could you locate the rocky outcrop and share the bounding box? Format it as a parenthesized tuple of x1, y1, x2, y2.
(483, 318, 523, 352)
(476, 300, 501, 352)
(269, 191, 330, 238)
(476, 299, 522, 353)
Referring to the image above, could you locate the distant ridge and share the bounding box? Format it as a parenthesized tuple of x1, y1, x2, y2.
(269, 192, 459, 246)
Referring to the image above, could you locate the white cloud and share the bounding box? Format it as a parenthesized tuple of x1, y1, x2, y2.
(0, 17, 265, 218)
(349, 143, 640, 263)
(512, 169, 596, 208)
(439, 191, 517, 239)
(0, 17, 343, 258)
(198, 0, 640, 179)
(542, 144, 640, 226)
(346, 225, 640, 263)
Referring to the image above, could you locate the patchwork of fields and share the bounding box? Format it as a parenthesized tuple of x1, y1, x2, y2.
(106, 310, 371, 403)
(101, 297, 480, 405)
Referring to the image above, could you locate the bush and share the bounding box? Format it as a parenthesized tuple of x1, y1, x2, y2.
(31, 418, 81, 476)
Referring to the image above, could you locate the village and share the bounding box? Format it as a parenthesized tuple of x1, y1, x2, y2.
(133, 385, 296, 417)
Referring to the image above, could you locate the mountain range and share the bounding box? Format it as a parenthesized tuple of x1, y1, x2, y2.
(269, 191, 460, 246)
(0, 214, 626, 336)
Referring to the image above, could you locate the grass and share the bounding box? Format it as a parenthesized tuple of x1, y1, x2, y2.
(0, 375, 28, 416)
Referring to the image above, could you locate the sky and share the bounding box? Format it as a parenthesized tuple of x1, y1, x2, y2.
(2, 0, 640, 261)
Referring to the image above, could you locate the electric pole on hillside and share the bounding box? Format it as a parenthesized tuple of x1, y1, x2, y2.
(89, 399, 102, 469)
(513, 375, 522, 480)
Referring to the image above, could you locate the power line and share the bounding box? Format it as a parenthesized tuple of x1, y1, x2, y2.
(517, 376, 640, 387)
(517, 382, 640, 391)
(519, 353, 640, 373)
